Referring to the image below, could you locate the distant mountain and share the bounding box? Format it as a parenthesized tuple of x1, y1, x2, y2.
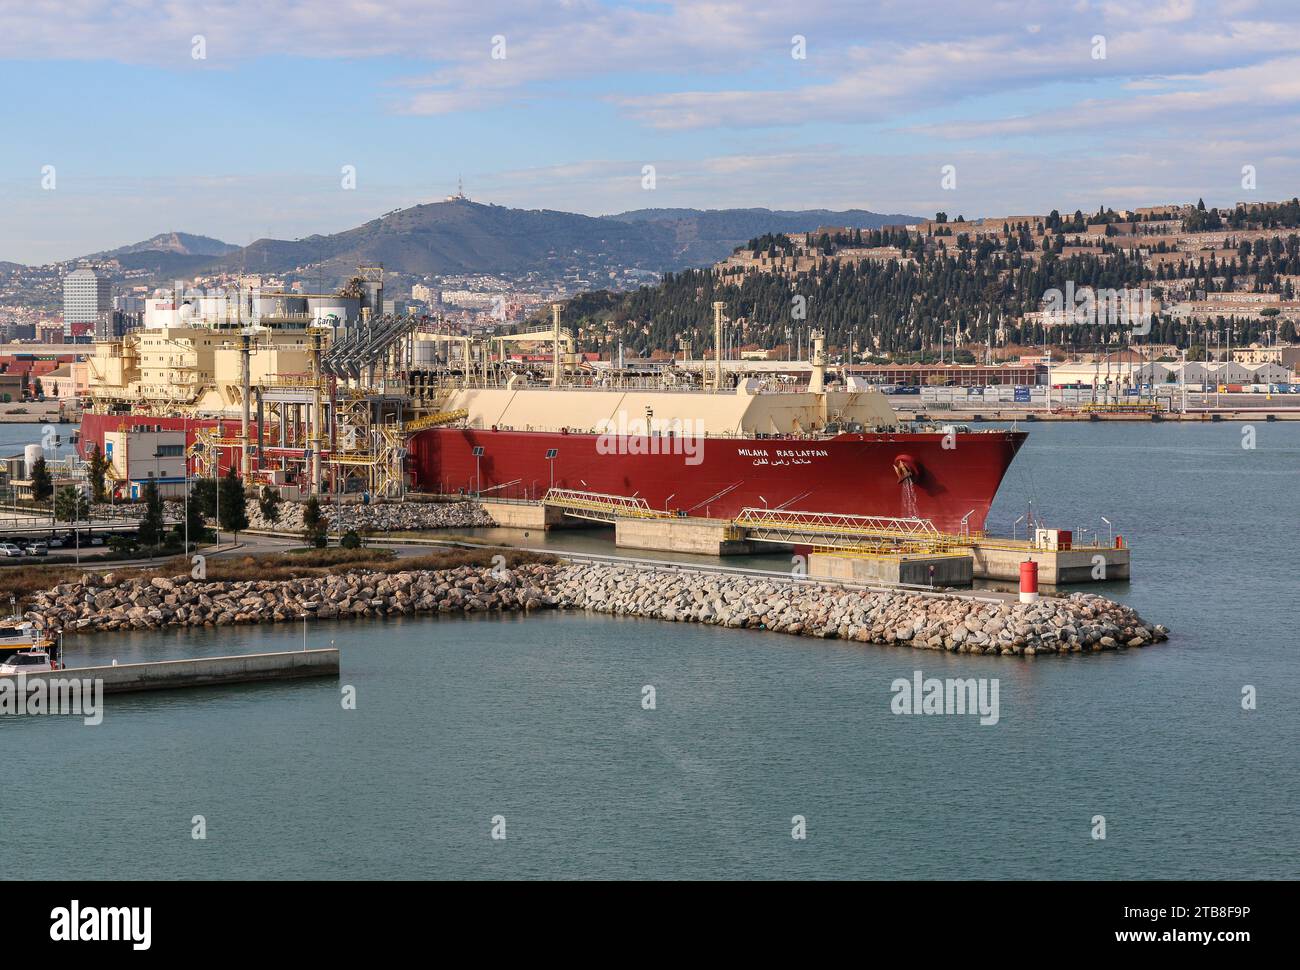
(209, 200, 922, 285)
(66, 232, 243, 279)
(95, 231, 238, 259)
(23, 202, 921, 292)
(216, 199, 673, 281)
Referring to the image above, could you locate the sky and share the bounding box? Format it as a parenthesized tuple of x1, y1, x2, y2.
(3, 0, 1300, 263)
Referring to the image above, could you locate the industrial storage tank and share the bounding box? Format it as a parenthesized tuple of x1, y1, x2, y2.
(308, 297, 359, 326)
(411, 337, 440, 367)
(24, 443, 44, 478)
(251, 293, 308, 320)
(196, 293, 240, 324)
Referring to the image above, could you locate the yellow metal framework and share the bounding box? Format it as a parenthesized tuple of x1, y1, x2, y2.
(1079, 401, 1164, 413)
(188, 426, 245, 476)
(405, 408, 469, 433)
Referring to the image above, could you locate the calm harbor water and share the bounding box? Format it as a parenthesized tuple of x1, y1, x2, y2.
(2, 421, 1297, 879)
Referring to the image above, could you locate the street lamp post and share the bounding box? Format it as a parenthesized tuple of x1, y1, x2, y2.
(1178, 349, 1187, 414)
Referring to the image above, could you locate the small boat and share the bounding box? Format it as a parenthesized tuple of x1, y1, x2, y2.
(0, 622, 61, 669)
(0, 646, 59, 675)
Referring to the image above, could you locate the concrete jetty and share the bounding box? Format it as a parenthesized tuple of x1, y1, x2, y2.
(18, 649, 339, 694)
(478, 495, 1131, 585)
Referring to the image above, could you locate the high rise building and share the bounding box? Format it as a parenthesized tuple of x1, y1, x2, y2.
(412, 283, 441, 306)
(63, 267, 112, 337)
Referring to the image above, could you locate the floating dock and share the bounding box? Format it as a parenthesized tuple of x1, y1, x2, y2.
(15, 648, 339, 694)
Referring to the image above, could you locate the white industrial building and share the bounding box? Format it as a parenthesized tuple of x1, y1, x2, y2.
(1131, 360, 1294, 389)
(103, 428, 189, 499)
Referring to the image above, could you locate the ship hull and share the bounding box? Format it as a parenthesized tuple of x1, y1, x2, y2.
(79, 415, 1028, 533)
(408, 427, 1026, 533)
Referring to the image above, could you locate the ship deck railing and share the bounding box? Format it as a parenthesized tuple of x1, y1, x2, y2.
(431, 424, 938, 441)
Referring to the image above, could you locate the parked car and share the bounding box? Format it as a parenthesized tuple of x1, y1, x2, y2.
(0, 543, 24, 558)
(23, 542, 48, 556)
(47, 537, 65, 549)
(88, 535, 104, 546)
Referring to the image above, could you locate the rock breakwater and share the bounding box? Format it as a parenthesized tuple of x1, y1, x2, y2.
(25, 561, 1168, 655)
(551, 564, 1168, 655)
(86, 499, 494, 532)
(28, 564, 560, 632)
(243, 499, 494, 532)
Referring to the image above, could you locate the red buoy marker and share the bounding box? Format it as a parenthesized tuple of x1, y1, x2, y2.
(1019, 560, 1039, 604)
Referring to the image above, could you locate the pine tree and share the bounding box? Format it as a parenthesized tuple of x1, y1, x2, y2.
(217, 466, 249, 538)
(30, 457, 52, 501)
(87, 444, 110, 503)
(302, 495, 326, 547)
(175, 494, 205, 549)
(190, 477, 217, 520)
(258, 485, 282, 525)
(138, 479, 165, 552)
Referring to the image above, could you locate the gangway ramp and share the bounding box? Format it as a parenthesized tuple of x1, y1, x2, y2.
(405, 408, 468, 433)
(542, 489, 669, 523)
(732, 507, 953, 553)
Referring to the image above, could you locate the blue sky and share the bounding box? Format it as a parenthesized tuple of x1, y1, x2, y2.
(4, 0, 1300, 263)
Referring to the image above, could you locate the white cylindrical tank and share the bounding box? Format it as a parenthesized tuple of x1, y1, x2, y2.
(24, 443, 44, 478)
(411, 338, 439, 367)
(144, 298, 180, 329)
(313, 306, 346, 324)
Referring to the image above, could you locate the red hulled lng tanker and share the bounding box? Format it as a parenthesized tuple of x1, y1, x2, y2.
(75, 312, 1025, 532)
(405, 379, 1024, 533)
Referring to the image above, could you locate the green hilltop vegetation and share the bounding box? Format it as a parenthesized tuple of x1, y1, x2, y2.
(555, 203, 1300, 359)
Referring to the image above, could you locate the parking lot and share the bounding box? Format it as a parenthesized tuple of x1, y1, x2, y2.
(0, 529, 125, 561)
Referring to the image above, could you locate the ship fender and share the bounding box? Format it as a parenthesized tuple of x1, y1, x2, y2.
(892, 454, 921, 484)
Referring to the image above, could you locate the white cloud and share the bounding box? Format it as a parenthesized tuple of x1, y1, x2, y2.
(5, 0, 1300, 260)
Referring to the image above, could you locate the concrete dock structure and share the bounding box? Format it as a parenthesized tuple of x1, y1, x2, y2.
(480, 499, 579, 531)
(968, 540, 1130, 584)
(809, 540, 1128, 587)
(15, 649, 340, 694)
(615, 516, 755, 555)
(809, 550, 974, 587)
(478, 494, 1130, 586)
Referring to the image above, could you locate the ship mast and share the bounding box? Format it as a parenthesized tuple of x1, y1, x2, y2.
(237, 278, 252, 479)
(551, 303, 562, 388)
(711, 301, 725, 391)
(810, 329, 826, 394)
(309, 329, 323, 493)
